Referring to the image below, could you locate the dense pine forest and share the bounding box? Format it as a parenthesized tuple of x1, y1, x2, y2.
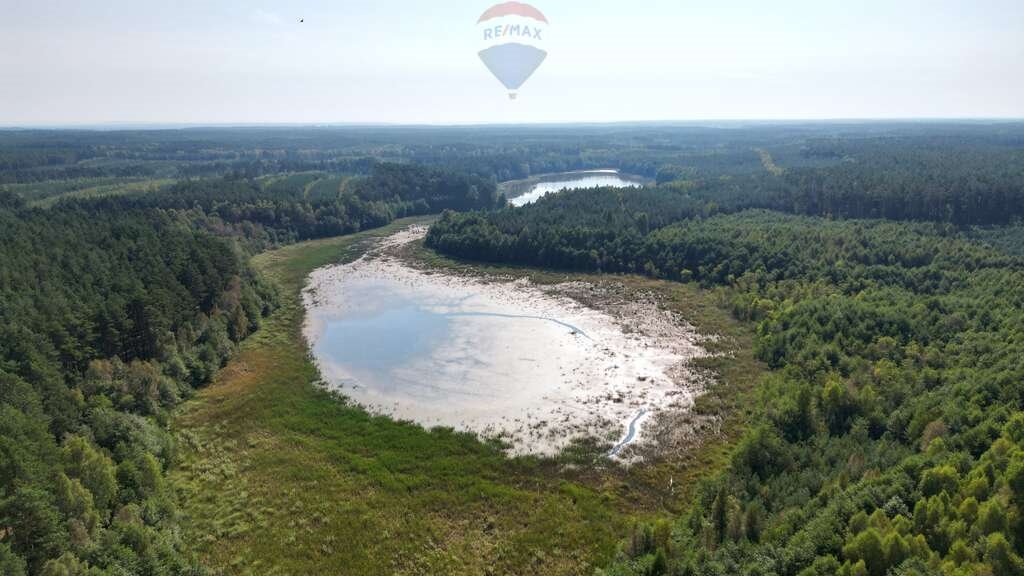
(426, 127, 1024, 575)
(0, 157, 500, 574)
(434, 206, 1024, 575)
(0, 196, 275, 574)
(4, 123, 1024, 575)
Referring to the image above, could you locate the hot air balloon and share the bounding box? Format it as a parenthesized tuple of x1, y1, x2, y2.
(476, 2, 549, 99)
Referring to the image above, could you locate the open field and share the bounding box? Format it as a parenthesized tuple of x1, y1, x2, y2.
(171, 218, 764, 575)
(1, 177, 175, 207)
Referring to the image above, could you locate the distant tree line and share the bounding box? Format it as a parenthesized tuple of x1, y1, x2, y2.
(6, 124, 1024, 201)
(50, 163, 502, 252)
(690, 146, 1024, 225)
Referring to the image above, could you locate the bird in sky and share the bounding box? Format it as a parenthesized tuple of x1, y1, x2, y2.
(299, 18, 304, 23)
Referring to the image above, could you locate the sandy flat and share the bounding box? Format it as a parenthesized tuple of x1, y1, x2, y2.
(302, 226, 707, 457)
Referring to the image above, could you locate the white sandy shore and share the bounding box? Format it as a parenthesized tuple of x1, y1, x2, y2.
(302, 226, 707, 457)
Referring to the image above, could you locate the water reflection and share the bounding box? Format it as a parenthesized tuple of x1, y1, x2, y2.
(302, 242, 696, 456)
(509, 170, 643, 207)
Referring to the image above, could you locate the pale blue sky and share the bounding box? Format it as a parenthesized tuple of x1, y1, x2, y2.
(1, 0, 1022, 124)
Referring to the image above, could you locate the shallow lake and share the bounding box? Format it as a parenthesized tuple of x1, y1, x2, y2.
(509, 170, 644, 207)
(302, 228, 700, 456)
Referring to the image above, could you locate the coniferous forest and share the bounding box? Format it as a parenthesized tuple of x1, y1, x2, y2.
(3, 123, 1024, 575)
(426, 126, 1024, 576)
(0, 154, 500, 574)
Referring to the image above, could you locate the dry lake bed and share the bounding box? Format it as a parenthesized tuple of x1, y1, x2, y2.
(302, 226, 707, 457)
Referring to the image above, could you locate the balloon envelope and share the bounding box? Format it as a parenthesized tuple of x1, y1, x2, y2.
(478, 43, 547, 92)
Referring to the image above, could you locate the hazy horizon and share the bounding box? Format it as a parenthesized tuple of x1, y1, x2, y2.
(3, 0, 1022, 125)
(5, 118, 1024, 131)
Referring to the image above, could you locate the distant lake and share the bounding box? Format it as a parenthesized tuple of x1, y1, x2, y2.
(508, 170, 645, 207)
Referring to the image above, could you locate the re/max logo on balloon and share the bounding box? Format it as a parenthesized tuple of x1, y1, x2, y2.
(482, 24, 544, 41)
(476, 2, 549, 100)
